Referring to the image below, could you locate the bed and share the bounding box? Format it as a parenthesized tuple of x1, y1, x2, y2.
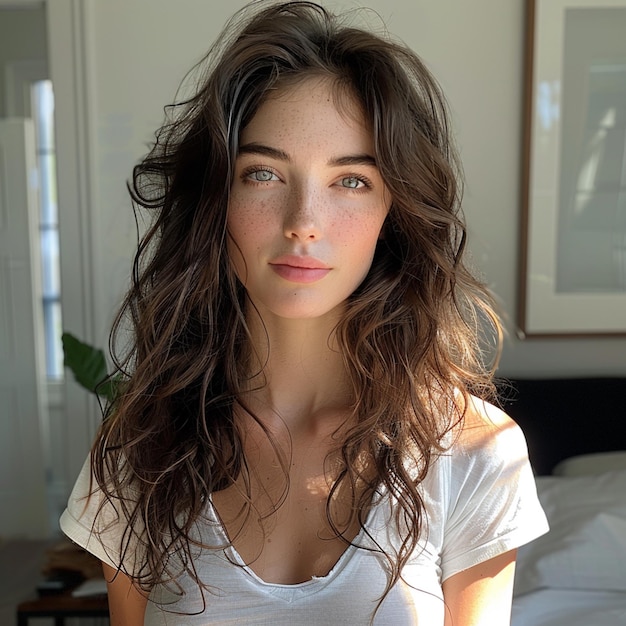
(502, 377, 626, 626)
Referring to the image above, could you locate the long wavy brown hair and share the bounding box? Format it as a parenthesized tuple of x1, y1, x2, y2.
(92, 0, 502, 612)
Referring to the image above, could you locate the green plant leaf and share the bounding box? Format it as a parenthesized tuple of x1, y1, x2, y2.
(93, 376, 121, 403)
(61, 332, 115, 401)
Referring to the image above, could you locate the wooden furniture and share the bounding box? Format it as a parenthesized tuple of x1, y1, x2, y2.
(16, 589, 108, 626)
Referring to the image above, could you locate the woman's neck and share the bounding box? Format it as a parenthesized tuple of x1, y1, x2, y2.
(242, 312, 354, 434)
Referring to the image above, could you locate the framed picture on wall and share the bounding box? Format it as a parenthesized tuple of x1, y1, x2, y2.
(519, 0, 626, 336)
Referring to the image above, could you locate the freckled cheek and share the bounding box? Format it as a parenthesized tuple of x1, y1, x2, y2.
(332, 211, 387, 252)
(227, 198, 277, 246)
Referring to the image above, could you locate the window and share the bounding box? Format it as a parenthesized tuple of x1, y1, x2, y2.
(32, 79, 63, 379)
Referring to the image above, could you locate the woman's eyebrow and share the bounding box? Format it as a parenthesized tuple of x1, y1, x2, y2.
(329, 154, 377, 168)
(238, 142, 377, 168)
(238, 142, 290, 161)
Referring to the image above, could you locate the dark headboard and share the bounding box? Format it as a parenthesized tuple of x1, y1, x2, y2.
(499, 377, 626, 475)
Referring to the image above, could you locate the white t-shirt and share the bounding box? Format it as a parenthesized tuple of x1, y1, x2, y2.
(60, 399, 548, 625)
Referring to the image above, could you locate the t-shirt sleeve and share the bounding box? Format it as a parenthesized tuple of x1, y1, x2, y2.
(59, 455, 137, 571)
(440, 398, 549, 582)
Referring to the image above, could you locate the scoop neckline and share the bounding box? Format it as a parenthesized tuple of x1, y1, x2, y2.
(207, 491, 384, 592)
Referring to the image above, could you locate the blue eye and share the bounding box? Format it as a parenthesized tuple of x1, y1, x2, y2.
(341, 176, 363, 189)
(249, 169, 277, 182)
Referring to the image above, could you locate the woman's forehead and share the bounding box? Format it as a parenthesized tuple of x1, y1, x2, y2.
(240, 75, 372, 147)
(238, 78, 374, 157)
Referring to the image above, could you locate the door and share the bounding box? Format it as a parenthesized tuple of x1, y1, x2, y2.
(0, 118, 49, 538)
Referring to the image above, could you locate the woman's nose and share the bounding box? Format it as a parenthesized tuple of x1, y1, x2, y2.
(283, 187, 323, 241)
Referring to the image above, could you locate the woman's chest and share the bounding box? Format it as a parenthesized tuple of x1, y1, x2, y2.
(210, 431, 368, 585)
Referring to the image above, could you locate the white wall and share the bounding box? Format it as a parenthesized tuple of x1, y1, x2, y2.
(84, 0, 255, 351)
(0, 6, 47, 116)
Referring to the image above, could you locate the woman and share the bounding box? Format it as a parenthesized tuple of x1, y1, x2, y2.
(60, 2, 548, 624)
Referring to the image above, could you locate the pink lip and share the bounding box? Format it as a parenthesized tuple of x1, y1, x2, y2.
(269, 255, 331, 283)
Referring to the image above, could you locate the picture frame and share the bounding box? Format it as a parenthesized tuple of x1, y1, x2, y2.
(519, 0, 626, 336)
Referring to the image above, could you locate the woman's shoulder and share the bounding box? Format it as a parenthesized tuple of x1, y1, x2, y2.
(420, 395, 548, 582)
(451, 394, 527, 455)
(433, 393, 531, 485)
(422, 393, 539, 524)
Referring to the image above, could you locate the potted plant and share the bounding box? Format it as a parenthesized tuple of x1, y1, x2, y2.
(61, 332, 119, 402)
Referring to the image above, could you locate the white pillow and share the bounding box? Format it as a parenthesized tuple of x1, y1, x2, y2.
(514, 468, 626, 596)
(553, 451, 626, 477)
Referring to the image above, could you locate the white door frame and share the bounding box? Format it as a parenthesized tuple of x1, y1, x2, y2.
(46, 0, 101, 486)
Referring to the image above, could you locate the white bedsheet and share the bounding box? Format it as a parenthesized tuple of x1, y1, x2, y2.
(512, 466, 626, 625)
(511, 588, 626, 626)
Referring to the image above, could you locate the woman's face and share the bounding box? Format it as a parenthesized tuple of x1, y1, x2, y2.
(227, 77, 391, 322)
